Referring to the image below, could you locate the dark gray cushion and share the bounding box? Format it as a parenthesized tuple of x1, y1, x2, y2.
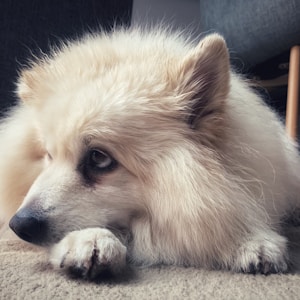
(199, 0, 300, 69)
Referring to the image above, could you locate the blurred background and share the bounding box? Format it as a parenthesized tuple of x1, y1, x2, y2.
(0, 0, 299, 137)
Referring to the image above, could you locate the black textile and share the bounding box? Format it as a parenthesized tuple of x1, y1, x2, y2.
(0, 0, 132, 113)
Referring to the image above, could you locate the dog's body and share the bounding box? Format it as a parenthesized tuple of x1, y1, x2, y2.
(0, 28, 299, 278)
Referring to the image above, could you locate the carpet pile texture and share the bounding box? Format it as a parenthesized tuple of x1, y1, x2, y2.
(1, 227, 300, 300)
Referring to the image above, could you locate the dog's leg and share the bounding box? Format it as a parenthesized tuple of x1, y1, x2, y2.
(49, 228, 127, 279)
(232, 229, 289, 275)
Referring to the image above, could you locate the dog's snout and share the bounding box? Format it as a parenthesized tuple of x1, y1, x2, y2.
(9, 208, 49, 245)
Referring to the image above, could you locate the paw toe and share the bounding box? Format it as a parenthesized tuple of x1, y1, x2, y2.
(68, 265, 89, 278)
(242, 260, 287, 275)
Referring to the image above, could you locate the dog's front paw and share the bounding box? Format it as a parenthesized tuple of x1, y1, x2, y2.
(49, 228, 127, 279)
(233, 231, 289, 275)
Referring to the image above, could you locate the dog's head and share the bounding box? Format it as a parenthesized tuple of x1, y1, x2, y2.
(9, 30, 230, 246)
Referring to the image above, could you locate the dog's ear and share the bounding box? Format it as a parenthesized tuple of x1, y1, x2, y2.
(176, 34, 230, 129)
(17, 63, 49, 104)
(17, 66, 40, 103)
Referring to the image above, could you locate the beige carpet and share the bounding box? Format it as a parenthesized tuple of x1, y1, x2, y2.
(1, 227, 300, 300)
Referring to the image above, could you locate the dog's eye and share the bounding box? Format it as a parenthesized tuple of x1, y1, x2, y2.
(79, 149, 118, 184)
(88, 149, 116, 171)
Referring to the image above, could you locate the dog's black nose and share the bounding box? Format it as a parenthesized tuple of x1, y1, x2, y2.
(9, 208, 48, 245)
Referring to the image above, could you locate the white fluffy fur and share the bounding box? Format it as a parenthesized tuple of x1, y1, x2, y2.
(0, 27, 299, 277)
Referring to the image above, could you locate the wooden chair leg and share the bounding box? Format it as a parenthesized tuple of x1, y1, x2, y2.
(286, 45, 300, 140)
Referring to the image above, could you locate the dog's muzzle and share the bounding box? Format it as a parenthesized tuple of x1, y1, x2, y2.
(9, 208, 49, 245)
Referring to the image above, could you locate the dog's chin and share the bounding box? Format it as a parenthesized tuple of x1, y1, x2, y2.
(25, 237, 59, 247)
(31, 231, 65, 247)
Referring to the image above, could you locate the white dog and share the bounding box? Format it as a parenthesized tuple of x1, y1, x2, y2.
(0, 28, 299, 279)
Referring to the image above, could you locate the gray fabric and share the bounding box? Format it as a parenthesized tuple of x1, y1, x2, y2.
(1, 237, 300, 300)
(1, 226, 300, 299)
(199, 0, 300, 69)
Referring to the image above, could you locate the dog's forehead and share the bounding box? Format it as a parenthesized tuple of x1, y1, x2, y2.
(37, 77, 177, 149)
(41, 57, 179, 124)
(36, 75, 186, 165)
(32, 33, 191, 157)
